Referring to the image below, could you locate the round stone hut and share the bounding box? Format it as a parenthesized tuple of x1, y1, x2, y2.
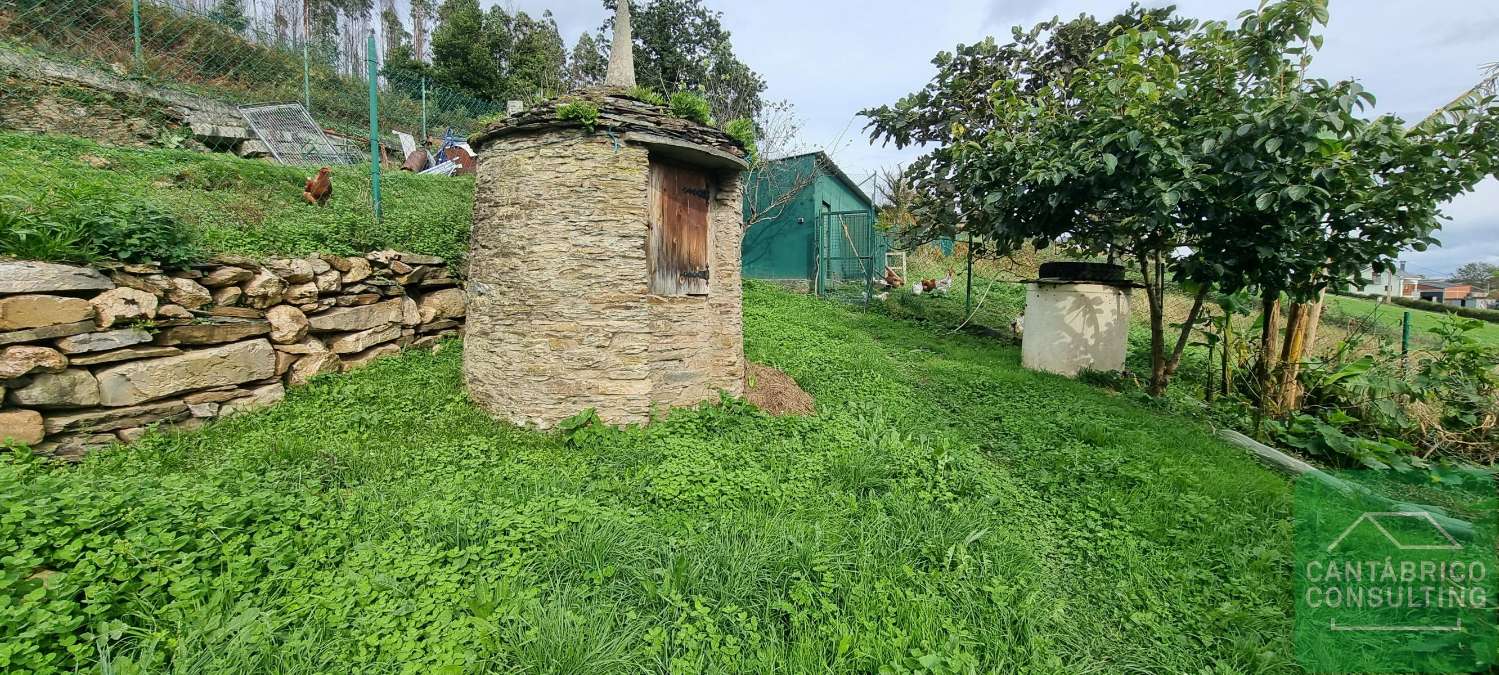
(465, 91, 751, 428)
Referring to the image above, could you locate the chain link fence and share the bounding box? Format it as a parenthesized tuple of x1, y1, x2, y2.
(1, 0, 503, 141)
(814, 211, 889, 307)
(0, 0, 500, 255)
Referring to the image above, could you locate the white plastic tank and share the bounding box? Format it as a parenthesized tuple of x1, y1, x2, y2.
(1020, 262, 1134, 377)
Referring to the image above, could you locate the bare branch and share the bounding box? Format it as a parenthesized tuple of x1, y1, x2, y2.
(742, 100, 820, 231)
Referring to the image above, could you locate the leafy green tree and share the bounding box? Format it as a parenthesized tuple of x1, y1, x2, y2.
(497, 9, 567, 100)
(1451, 262, 1499, 288)
(864, 7, 1203, 395)
(431, 0, 499, 99)
(864, 0, 1498, 398)
(429, 0, 565, 103)
(208, 0, 248, 32)
(1189, 3, 1497, 410)
(566, 31, 609, 90)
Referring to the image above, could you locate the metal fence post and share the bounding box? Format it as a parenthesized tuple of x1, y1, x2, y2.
(964, 239, 974, 317)
(131, 0, 143, 71)
(421, 77, 428, 143)
(1401, 310, 1412, 361)
(367, 30, 382, 223)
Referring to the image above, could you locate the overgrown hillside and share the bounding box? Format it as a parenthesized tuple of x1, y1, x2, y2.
(0, 283, 1295, 673)
(0, 132, 473, 264)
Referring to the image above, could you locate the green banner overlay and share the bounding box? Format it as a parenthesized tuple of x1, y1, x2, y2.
(1294, 470, 1496, 672)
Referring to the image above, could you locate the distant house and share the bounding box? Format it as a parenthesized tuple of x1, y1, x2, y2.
(1417, 280, 1477, 307)
(1346, 263, 1421, 299)
(741, 152, 884, 287)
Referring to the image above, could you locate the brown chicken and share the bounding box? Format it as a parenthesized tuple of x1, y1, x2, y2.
(883, 266, 905, 289)
(303, 167, 333, 206)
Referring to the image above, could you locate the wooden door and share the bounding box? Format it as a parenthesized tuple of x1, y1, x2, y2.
(648, 161, 712, 296)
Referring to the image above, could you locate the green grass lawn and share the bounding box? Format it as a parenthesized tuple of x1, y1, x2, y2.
(2, 283, 1295, 673)
(0, 131, 473, 263)
(1323, 293, 1499, 349)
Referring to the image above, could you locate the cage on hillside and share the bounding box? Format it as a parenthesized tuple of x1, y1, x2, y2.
(815, 210, 888, 306)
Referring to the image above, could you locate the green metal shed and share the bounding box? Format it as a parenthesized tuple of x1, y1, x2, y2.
(741, 152, 885, 292)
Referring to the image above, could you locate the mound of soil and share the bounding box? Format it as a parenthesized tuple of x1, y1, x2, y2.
(745, 363, 815, 416)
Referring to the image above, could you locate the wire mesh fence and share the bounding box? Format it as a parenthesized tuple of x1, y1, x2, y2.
(0, 0, 501, 252)
(0, 0, 504, 142)
(815, 211, 889, 307)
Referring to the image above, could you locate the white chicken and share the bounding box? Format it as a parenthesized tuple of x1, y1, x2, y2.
(934, 268, 954, 296)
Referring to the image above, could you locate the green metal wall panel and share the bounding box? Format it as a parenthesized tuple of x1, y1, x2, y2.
(742, 155, 816, 281)
(741, 153, 881, 284)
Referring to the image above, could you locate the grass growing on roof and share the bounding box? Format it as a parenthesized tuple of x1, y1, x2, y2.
(1, 283, 1296, 673)
(0, 131, 473, 263)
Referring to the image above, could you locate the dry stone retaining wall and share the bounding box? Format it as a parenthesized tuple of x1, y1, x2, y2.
(0, 252, 465, 459)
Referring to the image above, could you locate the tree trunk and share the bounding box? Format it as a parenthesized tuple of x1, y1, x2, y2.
(1166, 284, 1210, 378)
(1300, 290, 1327, 361)
(1257, 291, 1282, 410)
(1221, 313, 1234, 397)
(1139, 251, 1167, 397)
(1279, 291, 1326, 412)
(1276, 302, 1310, 413)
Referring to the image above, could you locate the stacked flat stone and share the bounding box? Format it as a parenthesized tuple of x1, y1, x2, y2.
(0, 252, 465, 460)
(469, 89, 750, 160)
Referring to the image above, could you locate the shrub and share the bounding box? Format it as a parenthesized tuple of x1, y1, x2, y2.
(86, 200, 199, 268)
(1276, 316, 1499, 468)
(0, 194, 198, 268)
(723, 117, 757, 160)
(669, 91, 714, 126)
(556, 100, 601, 131)
(627, 86, 666, 106)
(0, 196, 94, 263)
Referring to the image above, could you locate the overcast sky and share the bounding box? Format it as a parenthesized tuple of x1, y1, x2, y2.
(489, 0, 1497, 276)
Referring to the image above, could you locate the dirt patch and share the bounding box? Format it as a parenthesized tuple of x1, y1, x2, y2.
(745, 363, 815, 416)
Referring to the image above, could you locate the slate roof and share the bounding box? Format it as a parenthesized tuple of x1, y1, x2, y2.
(469, 88, 749, 164)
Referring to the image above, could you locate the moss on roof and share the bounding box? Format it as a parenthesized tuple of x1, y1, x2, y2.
(469, 88, 749, 161)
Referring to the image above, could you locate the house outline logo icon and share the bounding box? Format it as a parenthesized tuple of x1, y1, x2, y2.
(1322, 511, 1467, 634)
(1325, 511, 1463, 553)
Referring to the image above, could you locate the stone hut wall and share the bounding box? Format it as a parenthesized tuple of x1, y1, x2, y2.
(466, 130, 745, 429)
(0, 252, 466, 459)
(467, 132, 654, 427)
